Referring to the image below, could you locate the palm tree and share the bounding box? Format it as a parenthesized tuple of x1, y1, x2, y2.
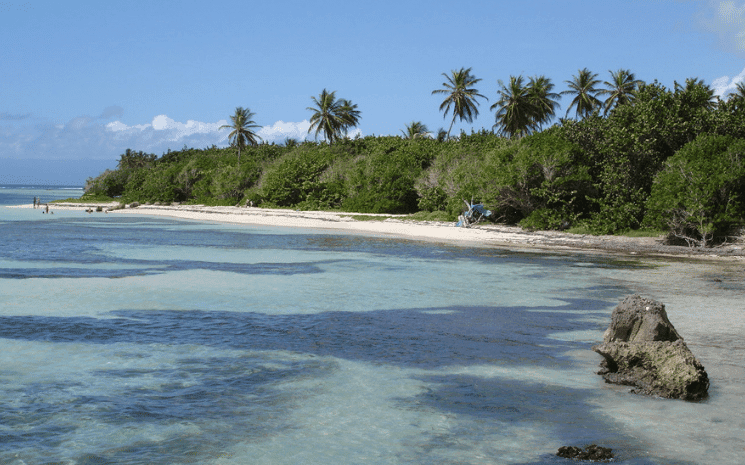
(219, 107, 262, 162)
(432, 67, 487, 139)
(118, 149, 156, 169)
(307, 89, 361, 143)
(491, 76, 535, 138)
(675, 78, 718, 110)
(561, 68, 602, 119)
(401, 121, 430, 139)
(598, 69, 644, 114)
(338, 98, 361, 137)
(527, 75, 560, 130)
(729, 81, 745, 100)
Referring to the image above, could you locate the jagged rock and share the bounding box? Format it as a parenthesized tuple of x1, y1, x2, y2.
(557, 444, 613, 461)
(592, 295, 709, 400)
(129, 202, 140, 208)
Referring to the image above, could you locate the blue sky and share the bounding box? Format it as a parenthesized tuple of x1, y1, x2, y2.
(2, 0, 745, 185)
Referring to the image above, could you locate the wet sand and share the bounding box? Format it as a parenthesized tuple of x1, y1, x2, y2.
(11, 202, 745, 260)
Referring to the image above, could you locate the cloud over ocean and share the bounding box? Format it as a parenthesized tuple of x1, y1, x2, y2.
(1, 111, 320, 162)
(0, 112, 320, 184)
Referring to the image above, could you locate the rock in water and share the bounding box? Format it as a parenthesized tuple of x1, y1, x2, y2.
(592, 295, 709, 400)
(557, 444, 613, 461)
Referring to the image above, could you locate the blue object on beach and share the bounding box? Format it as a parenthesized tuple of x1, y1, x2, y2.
(456, 199, 492, 228)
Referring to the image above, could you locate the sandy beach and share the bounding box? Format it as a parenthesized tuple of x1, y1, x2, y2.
(10, 202, 745, 260)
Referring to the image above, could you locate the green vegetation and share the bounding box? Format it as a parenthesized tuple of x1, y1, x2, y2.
(83, 70, 745, 247)
(644, 134, 745, 246)
(561, 68, 603, 119)
(401, 121, 431, 139)
(51, 193, 117, 203)
(432, 67, 487, 139)
(219, 107, 262, 162)
(307, 89, 361, 143)
(491, 75, 560, 138)
(598, 69, 644, 115)
(341, 214, 395, 222)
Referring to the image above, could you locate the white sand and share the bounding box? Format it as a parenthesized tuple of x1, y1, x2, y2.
(113, 204, 561, 247)
(10, 202, 745, 259)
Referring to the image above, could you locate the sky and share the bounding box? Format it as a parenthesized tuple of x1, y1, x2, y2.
(1, 0, 745, 185)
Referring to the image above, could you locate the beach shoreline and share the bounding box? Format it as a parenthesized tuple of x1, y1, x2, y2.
(9, 202, 745, 261)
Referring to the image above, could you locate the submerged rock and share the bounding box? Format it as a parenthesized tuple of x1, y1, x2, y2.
(557, 444, 613, 461)
(592, 294, 709, 400)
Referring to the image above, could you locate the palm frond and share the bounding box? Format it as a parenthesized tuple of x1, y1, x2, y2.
(432, 67, 487, 138)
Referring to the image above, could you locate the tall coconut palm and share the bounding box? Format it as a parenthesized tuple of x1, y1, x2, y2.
(561, 68, 602, 119)
(432, 67, 487, 139)
(598, 69, 644, 114)
(401, 121, 430, 139)
(527, 75, 560, 130)
(307, 89, 361, 143)
(338, 98, 361, 137)
(219, 107, 262, 162)
(491, 76, 535, 138)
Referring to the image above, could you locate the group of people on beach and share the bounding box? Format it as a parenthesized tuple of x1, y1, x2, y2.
(33, 196, 50, 214)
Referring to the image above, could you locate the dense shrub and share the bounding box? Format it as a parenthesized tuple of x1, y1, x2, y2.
(415, 131, 590, 227)
(342, 137, 436, 213)
(502, 131, 591, 227)
(645, 134, 745, 246)
(256, 145, 340, 208)
(415, 134, 515, 218)
(561, 80, 721, 234)
(83, 90, 745, 243)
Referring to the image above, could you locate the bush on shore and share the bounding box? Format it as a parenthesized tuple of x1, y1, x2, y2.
(83, 85, 745, 245)
(644, 134, 745, 246)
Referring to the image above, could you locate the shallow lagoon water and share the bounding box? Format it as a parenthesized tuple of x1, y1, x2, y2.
(1, 188, 744, 464)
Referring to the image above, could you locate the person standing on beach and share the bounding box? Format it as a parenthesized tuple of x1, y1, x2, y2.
(33, 196, 37, 208)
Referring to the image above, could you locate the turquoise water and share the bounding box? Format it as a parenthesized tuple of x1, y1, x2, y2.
(1, 186, 744, 464)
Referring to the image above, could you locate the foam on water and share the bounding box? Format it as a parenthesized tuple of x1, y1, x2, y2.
(0, 207, 743, 464)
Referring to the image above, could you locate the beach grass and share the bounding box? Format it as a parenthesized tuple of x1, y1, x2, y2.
(567, 224, 666, 238)
(51, 194, 117, 203)
(341, 211, 454, 223)
(402, 211, 454, 222)
(341, 214, 395, 221)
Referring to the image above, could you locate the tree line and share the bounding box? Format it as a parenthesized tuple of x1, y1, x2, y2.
(224, 67, 732, 149)
(84, 70, 745, 247)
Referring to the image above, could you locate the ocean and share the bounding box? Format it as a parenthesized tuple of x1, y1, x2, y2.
(1, 185, 743, 464)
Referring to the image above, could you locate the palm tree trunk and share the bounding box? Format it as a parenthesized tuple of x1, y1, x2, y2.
(447, 114, 456, 140)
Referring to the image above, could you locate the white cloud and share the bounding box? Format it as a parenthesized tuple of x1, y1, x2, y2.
(1, 110, 339, 163)
(106, 115, 231, 144)
(258, 120, 312, 141)
(712, 66, 745, 95)
(0, 110, 365, 184)
(105, 116, 320, 145)
(699, 1, 745, 54)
